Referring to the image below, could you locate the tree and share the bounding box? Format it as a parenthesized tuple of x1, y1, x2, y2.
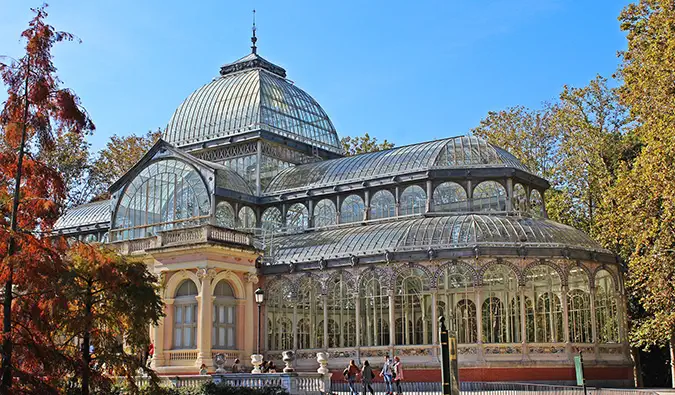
(41, 129, 92, 207)
(0, 5, 93, 391)
(340, 133, 394, 156)
(88, 129, 160, 200)
(60, 243, 164, 394)
(597, 0, 675, 386)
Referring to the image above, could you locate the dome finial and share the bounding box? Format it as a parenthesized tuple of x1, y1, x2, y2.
(251, 9, 258, 54)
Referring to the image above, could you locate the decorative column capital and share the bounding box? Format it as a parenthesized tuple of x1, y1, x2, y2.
(245, 272, 259, 284)
(196, 267, 217, 281)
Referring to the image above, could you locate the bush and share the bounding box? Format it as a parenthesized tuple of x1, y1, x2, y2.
(118, 382, 290, 395)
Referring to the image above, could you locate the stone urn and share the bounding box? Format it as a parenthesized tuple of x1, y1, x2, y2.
(282, 350, 295, 373)
(316, 352, 329, 375)
(214, 353, 227, 374)
(251, 354, 264, 374)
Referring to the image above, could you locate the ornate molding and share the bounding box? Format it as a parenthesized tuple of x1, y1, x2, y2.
(196, 267, 217, 280)
(244, 272, 259, 284)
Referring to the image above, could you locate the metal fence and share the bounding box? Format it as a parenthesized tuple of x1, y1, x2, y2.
(330, 381, 660, 395)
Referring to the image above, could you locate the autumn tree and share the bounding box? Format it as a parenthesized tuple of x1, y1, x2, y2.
(596, 0, 675, 385)
(0, 5, 94, 392)
(340, 133, 394, 156)
(59, 243, 164, 394)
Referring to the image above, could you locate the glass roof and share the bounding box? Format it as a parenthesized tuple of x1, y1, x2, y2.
(215, 168, 254, 195)
(263, 214, 607, 264)
(54, 200, 111, 231)
(265, 136, 532, 194)
(164, 55, 341, 154)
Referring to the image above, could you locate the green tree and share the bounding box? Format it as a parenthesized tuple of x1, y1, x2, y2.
(597, 0, 675, 385)
(41, 129, 92, 207)
(340, 133, 394, 156)
(89, 129, 160, 200)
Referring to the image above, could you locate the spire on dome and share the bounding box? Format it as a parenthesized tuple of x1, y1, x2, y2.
(251, 9, 258, 54)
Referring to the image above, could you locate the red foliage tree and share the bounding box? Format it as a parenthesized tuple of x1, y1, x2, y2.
(0, 4, 94, 392)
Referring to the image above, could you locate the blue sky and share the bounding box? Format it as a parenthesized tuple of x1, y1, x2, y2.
(0, 0, 630, 153)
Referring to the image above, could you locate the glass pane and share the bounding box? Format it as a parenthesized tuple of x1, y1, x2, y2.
(184, 327, 191, 347)
(175, 328, 182, 347)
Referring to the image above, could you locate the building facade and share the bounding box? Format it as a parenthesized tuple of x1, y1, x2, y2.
(54, 48, 632, 384)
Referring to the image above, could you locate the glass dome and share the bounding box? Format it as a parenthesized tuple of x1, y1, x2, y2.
(164, 53, 342, 155)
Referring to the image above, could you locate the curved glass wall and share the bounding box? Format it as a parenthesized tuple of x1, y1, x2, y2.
(296, 276, 322, 349)
(513, 183, 527, 213)
(340, 195, 365, 224)
(314, 199, 337, 228)
(215, 201, 236, 228)
(473, 181, 507, 212)
(568, 267, 592, 343)
(482, 264, 521, 343)
(437, 264, 477, 343)
(286, 203, 309, 232)
(267, 279, 294, 351)
(326, 272, 356, 348)
(261, 207, 282, 233)
(238, 206, 257, 230)
(112, 159, 210, 240)
(433, 182, 468, 212)
(595, 270, 619, 343)
(359, 271, 390, 346)
(400, 185, 426, 216)
(531, 189, 544, 219)
(395, 267, 432, 345)
(370, 190, 396, 220)
(524, 265, 563, 343)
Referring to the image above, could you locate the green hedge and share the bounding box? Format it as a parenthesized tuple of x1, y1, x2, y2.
(128, 383, 290, 395)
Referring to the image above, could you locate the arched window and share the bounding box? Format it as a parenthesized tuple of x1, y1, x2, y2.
(215, 201, 236, 228)
(433, 182, 468, 212)
(395, 268, 432, 345)
(340, 195, 365, 224)
(370, 190, 396, 219)
(400, 185, 426, 216)
(213, 281, 236, 349)
(524, 265, 563, 343)
(296, 276, 323, 349)
(482, 264, 521, 343)
(286, 203, 309, 231)
(261, 207, 282, 233)
(238, 206, 256, 230)
(314, 199, 337, 228)
(174, 280, 198, 349)
(112, 159, 210, 241)
(595, 270, 619, 343)
(473, 181, 507, 212)
(530, 189, 543, 218)
(568, 267, 592, 343)
(267, 280, 294, 351)
(437, 264, 476, 343)
(327, 272, 356, 348)
(512, 184, 527, 213)
(359, 271, 389, 346)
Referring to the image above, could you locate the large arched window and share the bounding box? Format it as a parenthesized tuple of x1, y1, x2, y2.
(400, 185, 426, 216)
(238, 206, 256, 230)
(437, 264, 476, 344)
(314, 199, 337, 228)
(370, 190, 396, 219)
(296, 276, 323, 349)
(482, 264, 521, 343)
(512, 184, 527, 213)
(524, 265, 563, 343)
(213, 281, 236, 349)
(433, 182, 468, 212)
(359, 271, 389, 346)
(327, 272, 356, 348)
(340, 195, 365, 224)
(595, 270, 619, 343)
(286, 203, 309, 231)
(113, 159, 210, 240)
(174, 280, 198, 349)
(395, 268, 432, 345)
(530, 189, 543, 218)
(261, 207, 282, 233)
(473, 181, 507, 212)
(568, 267, 592, 343)
(267, 280, 294, 351)
(215, 201, 236, 228)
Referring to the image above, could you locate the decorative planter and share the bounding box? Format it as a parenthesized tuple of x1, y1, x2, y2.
(251, 354, 264, 374)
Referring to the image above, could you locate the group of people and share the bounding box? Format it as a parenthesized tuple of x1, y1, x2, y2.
(199, 358, 244, 375)
(344, 355, 404, 395)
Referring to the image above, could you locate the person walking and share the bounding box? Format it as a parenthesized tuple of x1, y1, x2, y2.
(344, 360, 360, 395)
(379, 355, 394, 395)
(361, 360, 375, 395)
(392, 356, 404, 395)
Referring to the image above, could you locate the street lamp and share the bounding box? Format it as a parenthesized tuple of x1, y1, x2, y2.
(255, 288, 264, 355)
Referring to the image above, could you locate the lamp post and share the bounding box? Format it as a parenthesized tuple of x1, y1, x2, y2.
(255, 288, 264, 354)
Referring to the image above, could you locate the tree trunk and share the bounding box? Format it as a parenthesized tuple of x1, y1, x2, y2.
(631, 346, 643, 388)
(1, 56, 30, 395)
(82, 287, 92, 395)
(670, 334, 675, 389)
